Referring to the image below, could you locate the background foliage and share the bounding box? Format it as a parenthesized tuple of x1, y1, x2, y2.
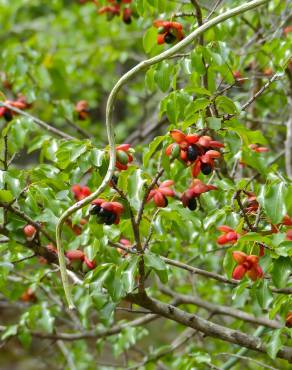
(0, 0, 291, 369)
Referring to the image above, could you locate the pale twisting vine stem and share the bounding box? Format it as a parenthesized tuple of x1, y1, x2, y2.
(55, 0, 269, 309)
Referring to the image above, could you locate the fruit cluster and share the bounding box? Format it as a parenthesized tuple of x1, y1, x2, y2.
(75, 100, 90, 120)
(286, 312, 292, 328)
(166, 129, 223, 177)
(249, 143, 269, 153)
(21, 288, 37, 303)
(147, 180, 175, 207)
(97, 0, 133, 24)
(232, 251, 263, 281)
(117, 238, 131, 256)
(90, 199, 124, 225)
(243, 192, 259, 214)
(153, 20, 184, 45)
(217, 225, 240, 245)
(181, 179, 217, 211)
(0, 96, 29, 122)
(65, 249, 96, 272)
(71, 184, 91, 201)
(116, 144, 134, 170)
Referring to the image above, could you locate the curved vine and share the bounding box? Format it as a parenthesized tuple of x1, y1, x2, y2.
(55, 0, 269, 309)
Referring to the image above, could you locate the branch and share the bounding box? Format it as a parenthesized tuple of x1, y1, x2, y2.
(28, 311, 161, 341)
(159, 285, 281, 329)
(241, 73, 280, 111)
(127, 292, 292, 362)
(0, 202, 55, 244)
(130, 327, 195, 369)
(55, 0, 270, 309)
(108, 242, 292, 294)
(0, 102, 75, 140)
(161, 255, 292, 294)
(218, 352, 278, 370)
(234, 190, 256, 231)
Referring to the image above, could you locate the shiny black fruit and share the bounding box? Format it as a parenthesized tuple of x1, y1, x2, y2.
(187, 145, 199, 161)
(201, 163, 213, 175)
(187, 198, 197, 211)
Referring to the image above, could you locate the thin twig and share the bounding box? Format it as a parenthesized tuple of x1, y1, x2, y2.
(0, 102, 75, 140)
(241, 73, 280, 111)
(0, 202, 55, 244)
(108, 242, 291, 294)
(218, 352, 279, 370)
(205, 0, 223, 21)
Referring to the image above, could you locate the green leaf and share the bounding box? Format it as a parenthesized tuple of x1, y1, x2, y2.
(192, 97, 210, 112)
(255, 280, 273, 309)
(1, 324, 18, 340)
(239, 232, 270, 244)
(154, 61, 172, 92)
(39, 306, 54, 333)
(165, 93, 179, 124)
(181, 58, 192, 75)
(259, 182, 287, 224)
(215, 96, 238, 114)
(143, 27, 157, 53)
(144, 252, 168, 283)
(0, 190, 14, 203)
(207, 117, 221, 130)
(190, 51, 205, 75)
(271, 257, 292, 288)
(128, 169, 146, 210)
(122, 255, 139, 293)
(143, 136, 165, 167)
(190, 351, 211, 364)
(105, 268, 124, 302)
(85, 264, 114, 285)
(56, 140, 88, 169)
(90, 148, 104, 167)
(266, 329, 282, 359)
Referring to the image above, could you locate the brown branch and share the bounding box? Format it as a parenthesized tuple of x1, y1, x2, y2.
(234, 190, 256, 231)
(241, 73, 280, 111)
(162, 255, 291, 294)
(127, 292, 292, 362)
(0, 102, 75, 140)
(108, 242, 292, 294)
(130, 327, 196, 369)
(223, 73, 281, 123)
(64, 118, 92, 139)
(159, 285, 281, 329)
(0, 202, 55, 244)
(111, 183, 145, 292)
(24, 314, 157, 341)
(217, 353, 278, 370)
